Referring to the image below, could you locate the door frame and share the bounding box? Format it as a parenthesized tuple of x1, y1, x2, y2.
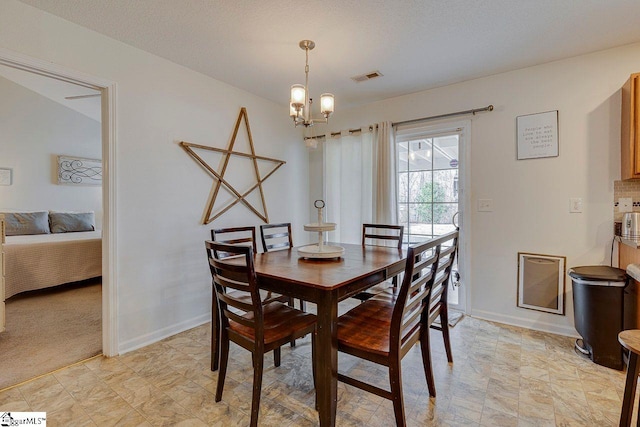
(0, 47, 119, 356)
(395, 119, 471, 313)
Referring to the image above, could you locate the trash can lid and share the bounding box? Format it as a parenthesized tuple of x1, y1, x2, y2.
(568, 265, 628, 282)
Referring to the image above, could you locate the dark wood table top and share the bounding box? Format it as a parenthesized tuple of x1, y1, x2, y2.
(253, 243, 406, 291)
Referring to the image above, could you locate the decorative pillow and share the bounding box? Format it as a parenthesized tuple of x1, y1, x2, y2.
(49, 211, 95, 233)
(3, 211, 51, 236)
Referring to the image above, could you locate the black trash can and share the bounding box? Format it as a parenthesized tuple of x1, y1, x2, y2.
(569, 266, 637, 370)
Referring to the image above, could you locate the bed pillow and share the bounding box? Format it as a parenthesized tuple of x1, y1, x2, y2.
(49, 211, 95, 233)
(3, 211, 51, 236)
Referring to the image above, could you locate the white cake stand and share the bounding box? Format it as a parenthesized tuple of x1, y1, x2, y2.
(298, 200, 345, 259)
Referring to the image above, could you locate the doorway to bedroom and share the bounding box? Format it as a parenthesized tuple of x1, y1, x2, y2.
(0, 52, 114, 390)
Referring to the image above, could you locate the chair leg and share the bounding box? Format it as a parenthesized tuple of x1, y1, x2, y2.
(420, 326, 436, 397)
(440, 306, 453, 363)
(389, 356, 406, 427)
(211, 295, 219, 371)
(250, 352, 264, 427)
(215, 332, 230, 402)
(274, 347, 281, 367)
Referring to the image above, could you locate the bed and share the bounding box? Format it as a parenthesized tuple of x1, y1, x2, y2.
(1, 211, 102, 299)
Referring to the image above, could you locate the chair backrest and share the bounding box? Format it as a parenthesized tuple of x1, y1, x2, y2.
(390, 229, 459, 357)
(260, 223, 293, 253)
(205, 241, 264, 344)
(211, 226, 257, 259)
(362, 224, 404, 249)
(428, 229, 459, 326)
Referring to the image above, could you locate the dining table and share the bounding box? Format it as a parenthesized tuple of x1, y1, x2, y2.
(252, 242, 406, 427)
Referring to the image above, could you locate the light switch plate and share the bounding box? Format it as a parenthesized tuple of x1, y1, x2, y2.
(619, 197, 633, 213)
(569, 197, 583, 213)
(478, 199, 493, 212)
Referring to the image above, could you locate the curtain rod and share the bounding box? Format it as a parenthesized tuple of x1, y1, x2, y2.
(393, 104, 493, 127)
(303, 104, 494, 141)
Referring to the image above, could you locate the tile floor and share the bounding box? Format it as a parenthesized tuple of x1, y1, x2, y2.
(0, 309, 632, 426)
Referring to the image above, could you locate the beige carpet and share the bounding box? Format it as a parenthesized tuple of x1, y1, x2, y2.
(0, 278, 102, 390)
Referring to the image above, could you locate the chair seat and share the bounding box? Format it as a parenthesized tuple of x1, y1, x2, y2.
(337, 299, 394, 357)
(230, 302, 316, 345)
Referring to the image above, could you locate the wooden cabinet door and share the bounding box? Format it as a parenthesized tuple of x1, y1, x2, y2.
(622, 73, 640, 180)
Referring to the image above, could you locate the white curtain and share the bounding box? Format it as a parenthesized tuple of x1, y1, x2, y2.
(323, 122, 396, 244)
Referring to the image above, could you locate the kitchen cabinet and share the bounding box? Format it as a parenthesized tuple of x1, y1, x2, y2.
(621, 72, 640, 180)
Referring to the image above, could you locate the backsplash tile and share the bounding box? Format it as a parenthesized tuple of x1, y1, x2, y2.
(614, 180, 640, 221)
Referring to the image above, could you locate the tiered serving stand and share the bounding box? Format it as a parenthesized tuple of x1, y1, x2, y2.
(297, 200, 345, 259)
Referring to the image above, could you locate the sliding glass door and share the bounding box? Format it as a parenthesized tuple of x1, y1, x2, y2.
(396, 125, 464, 309)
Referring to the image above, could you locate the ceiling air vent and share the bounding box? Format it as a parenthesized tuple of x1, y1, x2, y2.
(351, 71, 383, 83)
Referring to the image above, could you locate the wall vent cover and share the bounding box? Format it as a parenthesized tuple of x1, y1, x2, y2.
(351, 71, 383, 83)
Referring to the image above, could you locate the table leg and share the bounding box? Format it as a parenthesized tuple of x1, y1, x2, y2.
(620, 351, 640, 427)
(316, 291, 338, 427)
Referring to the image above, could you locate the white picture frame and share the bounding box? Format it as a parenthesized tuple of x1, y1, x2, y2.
(517, 110, 559, 160)
(57, 156, 102, 186)
(517, 252, 566, 315)
(0, 168, 12, 186)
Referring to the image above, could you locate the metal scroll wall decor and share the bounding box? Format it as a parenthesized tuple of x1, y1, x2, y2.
(180, 107, 286, 224)
(57, 156, 102, 186)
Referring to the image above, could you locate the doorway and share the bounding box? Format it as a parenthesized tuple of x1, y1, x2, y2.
(395, 121, 469, 312)
(0, 48, 117, 358)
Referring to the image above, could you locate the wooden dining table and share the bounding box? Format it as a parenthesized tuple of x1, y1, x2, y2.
(252, 242, 406, 427)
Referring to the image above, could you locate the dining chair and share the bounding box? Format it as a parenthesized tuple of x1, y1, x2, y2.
(209, 226, 295, 372)
(352, 223, 405, 302)
(206, 241, 317, 427)
(260, 222, 293, 252)
(374, 229, 459, 367)
(260, 222, 306, 311)
(337, 229, 458, 426)
(211, 226, 257, 259)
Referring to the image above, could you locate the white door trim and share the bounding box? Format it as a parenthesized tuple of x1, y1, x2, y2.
(0, 47, 119, 356)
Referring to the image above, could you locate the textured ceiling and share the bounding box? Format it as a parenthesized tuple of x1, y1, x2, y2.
(16, 0, 640, 109)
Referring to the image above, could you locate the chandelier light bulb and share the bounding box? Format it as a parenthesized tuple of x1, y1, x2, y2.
(320, 93, 334, 115)
(290, 84, 306, 106)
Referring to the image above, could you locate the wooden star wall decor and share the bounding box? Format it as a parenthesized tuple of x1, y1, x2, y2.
(180, 107, 286, 224)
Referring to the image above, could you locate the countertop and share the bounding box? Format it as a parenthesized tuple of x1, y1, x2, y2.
(627, 263, 640, 281)
(617, 236, 640, 249)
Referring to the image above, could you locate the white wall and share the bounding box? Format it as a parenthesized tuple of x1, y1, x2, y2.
(311, 42, 640, 336)
(0, 0, 309, 352)
(0, 76, 102, 227)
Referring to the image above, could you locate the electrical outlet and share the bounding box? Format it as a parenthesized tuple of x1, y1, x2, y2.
(619, 197, 633, 213)
(478, 199, 493, 212)
(569, 197, 583, 213)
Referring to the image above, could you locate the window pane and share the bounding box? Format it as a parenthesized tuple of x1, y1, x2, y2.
(397, 140, 409, 172)
(433, 170, 459, 202)
(398, 203, 409, 226)
(433, 135, 459, 170)
(408, 171, 432, 203)
(408, 204, 432, 237)
(408, 233, 433, 244)
(432, 203, 458, 232)
(408, 139, 432, 171)
(398, 172, 409, 203)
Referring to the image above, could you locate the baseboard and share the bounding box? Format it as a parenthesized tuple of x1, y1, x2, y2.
(471, 309, 579, 338)
(118, 313, 211, 354)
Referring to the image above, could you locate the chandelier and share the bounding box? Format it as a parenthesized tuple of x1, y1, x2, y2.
(289, 40, 334, 127)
